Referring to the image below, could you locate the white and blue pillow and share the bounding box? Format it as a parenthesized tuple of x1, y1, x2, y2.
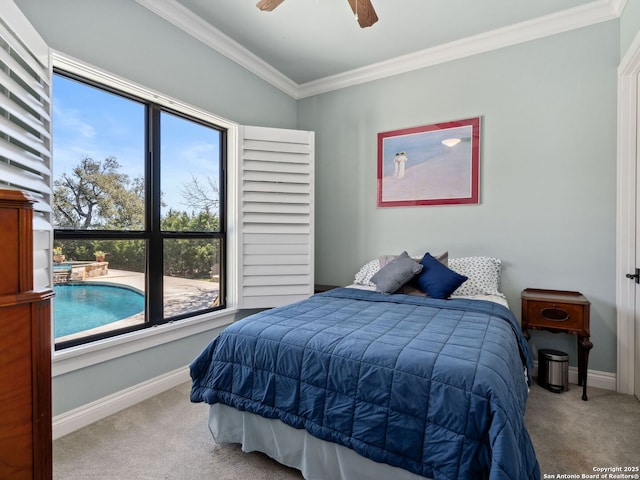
(449, 256, 503, 297)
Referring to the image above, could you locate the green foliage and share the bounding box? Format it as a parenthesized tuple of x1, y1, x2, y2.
(54, 157, 220, 279)
(162, 209, 219, 279)
(161, 209, 219, 232)
(107, 240, 146, 272)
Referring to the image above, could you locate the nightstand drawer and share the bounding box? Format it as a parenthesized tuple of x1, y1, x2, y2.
(524, 300, 585, 332)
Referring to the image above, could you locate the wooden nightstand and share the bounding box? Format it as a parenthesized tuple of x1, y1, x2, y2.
(521, 288, 592, 401)
(314, 284, 339, 293)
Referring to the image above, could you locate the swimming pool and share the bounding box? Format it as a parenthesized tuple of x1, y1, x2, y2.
(54, 283, 144, 337)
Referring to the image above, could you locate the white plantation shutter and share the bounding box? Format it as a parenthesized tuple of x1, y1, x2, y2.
(238, 125, 314, 308)
(0, 2, 52, 290)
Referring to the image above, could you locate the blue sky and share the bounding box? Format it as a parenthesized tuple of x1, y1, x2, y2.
(52, 74, 221, 215)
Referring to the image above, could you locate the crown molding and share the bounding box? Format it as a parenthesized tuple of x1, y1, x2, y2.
(298, 0, 619, 98)
(610, 0, 628, 16)
(136, 0, 620, 100)
(133, 0, 299, 98)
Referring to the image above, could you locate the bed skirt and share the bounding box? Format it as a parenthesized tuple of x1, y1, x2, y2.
(209, 403, 432, 480)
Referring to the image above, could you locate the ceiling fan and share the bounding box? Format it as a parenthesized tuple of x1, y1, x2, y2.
(256, 0, 378, 28)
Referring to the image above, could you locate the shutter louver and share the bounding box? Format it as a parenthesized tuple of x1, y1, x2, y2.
(0, 5, 53, 290)
(239, 126, 314, 308)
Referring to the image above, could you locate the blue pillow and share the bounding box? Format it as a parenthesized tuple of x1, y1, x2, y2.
(415, 253, 468, 299)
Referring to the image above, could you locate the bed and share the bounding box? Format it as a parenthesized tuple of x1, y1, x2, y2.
(190, 254, 540, 480)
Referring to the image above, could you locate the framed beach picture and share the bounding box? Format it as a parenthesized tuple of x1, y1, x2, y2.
(377, 117, 480, 207)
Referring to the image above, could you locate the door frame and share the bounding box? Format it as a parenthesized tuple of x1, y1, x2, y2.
(616, 31, 640, 395)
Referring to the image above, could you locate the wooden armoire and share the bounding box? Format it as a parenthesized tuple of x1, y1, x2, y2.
(0, 190, 54, 480)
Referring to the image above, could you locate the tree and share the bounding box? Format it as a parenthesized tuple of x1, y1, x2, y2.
(53, 156, 144, 230)
(179, 174, 219, 216)
(54, 157, 220, 278)
(162, 209, 219, 279)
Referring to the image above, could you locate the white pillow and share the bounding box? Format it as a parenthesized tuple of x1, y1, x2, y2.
(353, 258, 381, 286)
(449, 256, 503, 297)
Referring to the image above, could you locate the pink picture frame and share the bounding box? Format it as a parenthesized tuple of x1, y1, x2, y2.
(377, 117, 480, 207)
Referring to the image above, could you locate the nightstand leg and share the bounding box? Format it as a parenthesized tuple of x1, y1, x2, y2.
(577, 337, 584, 387)
(578, 336, 593, 401)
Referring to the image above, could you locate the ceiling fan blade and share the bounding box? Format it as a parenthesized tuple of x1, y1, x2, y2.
(346, 0, 378, 28)
(256, 0, 285, 12)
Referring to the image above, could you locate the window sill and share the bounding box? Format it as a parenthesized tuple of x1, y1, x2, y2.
(52, 308, 237, 376)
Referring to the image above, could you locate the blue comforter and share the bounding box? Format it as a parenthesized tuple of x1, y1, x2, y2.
(190, 288, 540, 480)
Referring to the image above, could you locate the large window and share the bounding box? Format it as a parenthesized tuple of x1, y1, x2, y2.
(52, 70, 226, 349)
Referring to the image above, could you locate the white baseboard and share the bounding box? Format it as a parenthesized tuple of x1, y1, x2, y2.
(52, 366, 191, 440)
(532, 362, 616, 391)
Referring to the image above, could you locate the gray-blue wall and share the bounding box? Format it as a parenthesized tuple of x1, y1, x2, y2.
(621, 0, 640, 57)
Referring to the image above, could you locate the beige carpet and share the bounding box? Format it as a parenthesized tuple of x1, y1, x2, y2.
(525, 382, 640, 475)
(53, 381, 640, 479)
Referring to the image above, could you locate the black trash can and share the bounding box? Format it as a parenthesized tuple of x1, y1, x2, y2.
(538, 349, 569, 393)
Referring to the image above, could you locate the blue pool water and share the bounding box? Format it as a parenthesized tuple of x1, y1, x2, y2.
(54, 284, 144, 337)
